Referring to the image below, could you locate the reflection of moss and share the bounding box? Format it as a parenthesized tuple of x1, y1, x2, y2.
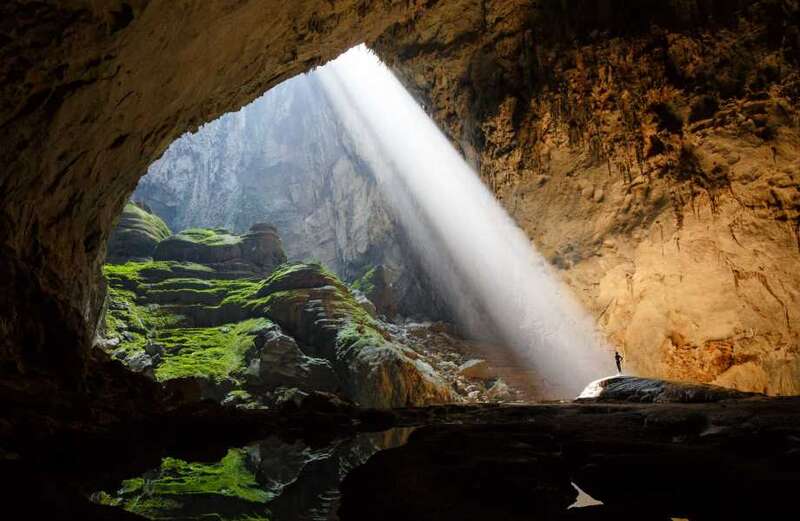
(100, 449, 270, 519)
(154, 318, 270, 382)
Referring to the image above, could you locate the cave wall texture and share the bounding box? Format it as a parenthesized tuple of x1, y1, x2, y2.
(373, 0, 800, 394)
(1, 0, 798, 396)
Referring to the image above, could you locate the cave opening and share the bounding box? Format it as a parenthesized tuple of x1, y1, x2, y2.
(99, 44, 612, 418)
(3, 1, 800, 520)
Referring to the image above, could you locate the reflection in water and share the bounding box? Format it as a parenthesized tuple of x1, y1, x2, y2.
(91, 428, 414, 520)
(567, 482, 603, 509)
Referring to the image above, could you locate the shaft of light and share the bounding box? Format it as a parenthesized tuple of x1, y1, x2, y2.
(317, 45, 615, 397)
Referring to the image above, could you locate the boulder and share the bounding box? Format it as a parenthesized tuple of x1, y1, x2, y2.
(153, 228, 243, 265)
(241, 223, 287, 271)
(256, 262, 455, 408)
(106, 202, 172, 262)
(577, 376, 761, 403)
(153, 225, 287, 275)
(341, 343, 455, 408)
(352, 265, 397, 318)
(126, 352, 155, 380)
(244, 327, 339, 392)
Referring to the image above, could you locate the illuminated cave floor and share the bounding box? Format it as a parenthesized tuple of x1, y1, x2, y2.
(5, 392, 799, 521)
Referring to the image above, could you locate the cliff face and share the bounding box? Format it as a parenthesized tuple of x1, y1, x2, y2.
(133, 73, 441, 318)
(375, 0, 800, 394)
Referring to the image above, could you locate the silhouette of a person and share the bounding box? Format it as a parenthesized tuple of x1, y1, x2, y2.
(614, 351, 623, 374)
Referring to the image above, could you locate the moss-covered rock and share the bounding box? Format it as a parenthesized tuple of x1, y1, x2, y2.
(101, 257, 453, 409)
(106, 202, 172, 262)
(153, 223, 287, 274)
(238, 262, 454, 408)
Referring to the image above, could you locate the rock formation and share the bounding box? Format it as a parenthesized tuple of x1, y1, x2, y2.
(106, 201, 171, 262)
(101, 215, 464, 408)
(152, 224, 286, 274)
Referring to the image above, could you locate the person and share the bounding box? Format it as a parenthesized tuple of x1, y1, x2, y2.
(614, 351, 623, 374)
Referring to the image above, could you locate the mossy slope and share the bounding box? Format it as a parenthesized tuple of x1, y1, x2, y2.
(102, 257, 452, 408)
(106, 202, 172, 262)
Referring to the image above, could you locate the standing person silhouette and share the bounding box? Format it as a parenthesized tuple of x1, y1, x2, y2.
(614, 351, 624, 374)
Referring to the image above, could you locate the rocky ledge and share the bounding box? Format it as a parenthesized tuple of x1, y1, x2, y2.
(99, 211, 473, 409)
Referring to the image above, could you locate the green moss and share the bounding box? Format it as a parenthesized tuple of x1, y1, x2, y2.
(122, 202, 172, 242)
(102, 258, 381, 385)
(175, 227, 243, 246)
(154, 318, 269, 382)
(103, 286, 180, 357)
(351, 266, 377, 295)
(103, 260, 215, 287)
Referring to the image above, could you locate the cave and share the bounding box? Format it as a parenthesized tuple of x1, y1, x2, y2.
(2, 1, 799, 519)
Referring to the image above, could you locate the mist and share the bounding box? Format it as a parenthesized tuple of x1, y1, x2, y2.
(317, 45, 615, 397)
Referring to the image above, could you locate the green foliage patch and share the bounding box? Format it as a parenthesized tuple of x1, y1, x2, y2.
(175, 227, 243, 246)
(154, 318, 270, 382)
(122, 202, 172, 242)
(351, 265, 377, 295)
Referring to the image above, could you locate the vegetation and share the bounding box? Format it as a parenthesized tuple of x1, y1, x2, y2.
(154, 318, 270, 382)
(173, 227, 243, 246)
(121, 202, 172, 242)
(103, 286, 180, 357)
(101, 258, 384, 389)
(351, 265, 377, 295)
(104, 261, 214, 288)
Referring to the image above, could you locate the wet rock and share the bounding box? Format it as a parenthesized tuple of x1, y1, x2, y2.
(577, 376, 761, 403)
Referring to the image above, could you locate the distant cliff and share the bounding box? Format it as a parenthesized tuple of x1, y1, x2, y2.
(134, 73, 444, 319)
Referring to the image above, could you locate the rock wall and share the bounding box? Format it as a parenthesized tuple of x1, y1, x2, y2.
(374, 0, 800, 394)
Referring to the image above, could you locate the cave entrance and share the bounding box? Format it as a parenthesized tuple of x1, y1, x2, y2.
(99, 45, 612, 414)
